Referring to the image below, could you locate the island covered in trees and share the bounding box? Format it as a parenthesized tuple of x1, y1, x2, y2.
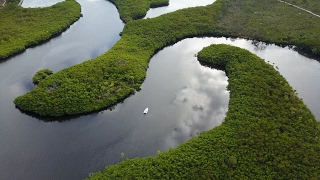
(0, 0, 81, 59)
(3, 0, 320, 178)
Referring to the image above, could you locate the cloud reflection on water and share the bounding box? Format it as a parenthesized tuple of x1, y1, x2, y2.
(165, 64, 229, 147)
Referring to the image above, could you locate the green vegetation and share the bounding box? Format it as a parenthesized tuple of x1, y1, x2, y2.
(108, 0, 169, 23)
(214, 0, 320, 55)
(14, 1, 224, 116)
(13, 0, 320, 117)
(86, 44, 320, 179)
(9, 0, 320, 178)
(32, 68, 53, 85)
(7, 0, 21, 4)
(0, 0, 81, 59)
(283, 0, 320, 15)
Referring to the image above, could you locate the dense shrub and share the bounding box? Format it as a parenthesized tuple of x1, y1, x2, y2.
(14, 1, 224, 116)
(283, 0, 320, 15)
(0, 0, 81, 59)
(7, 0, 20, 4)
(107, 0, 169, 23)
(32, 68, 53, 85)
(10, 0, 320, 178)
(214, 0, 320, 55)
(14, 0, 320, 117)
(86, 44, 320, 179)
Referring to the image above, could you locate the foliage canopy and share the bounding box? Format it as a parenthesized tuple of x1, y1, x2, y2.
(86, 44, 320, 179)
(107, 0, 169, 23)
(14, 0, 320, 117)
(0, 0, 81, 59)
(14, 0, 224, 116)
(214, 0, 320, 55)
(283, 0, 320, 15)
(8, 0, 320, 178)
(32, 68, 53, 85)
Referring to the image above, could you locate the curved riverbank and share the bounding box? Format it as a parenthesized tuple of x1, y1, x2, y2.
(107, 0, 169, 23)
(86, 44, 320, 179)
(0, 0, 81, 59)
(2, 0, 320, 178)
(13, 1, 224, 116)
(14, 0, 320, 116)
(214, 0, 320, 56)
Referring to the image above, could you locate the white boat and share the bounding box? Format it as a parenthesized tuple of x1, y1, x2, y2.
(143, 108, 148, 114)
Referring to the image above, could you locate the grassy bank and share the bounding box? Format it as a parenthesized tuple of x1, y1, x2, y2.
(0, 0, 81, 59)
(86, 44, 320, 179)
(107, 0, 169, 23)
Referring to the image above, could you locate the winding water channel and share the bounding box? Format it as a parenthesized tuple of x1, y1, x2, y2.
(1, 0, 320, 179)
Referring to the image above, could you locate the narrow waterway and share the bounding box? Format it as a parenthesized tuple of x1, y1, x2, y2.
(0, 0, 320, 180)
(144, 0, 215, 18)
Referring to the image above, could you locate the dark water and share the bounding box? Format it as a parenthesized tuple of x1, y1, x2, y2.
(1, 0, 320, 180)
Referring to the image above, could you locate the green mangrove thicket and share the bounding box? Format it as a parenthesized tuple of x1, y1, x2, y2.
(0, 0, 81, 59)
(32, 68, 53, 85)
(214, 0, 320, 55)
(283, 0, 320, 15)
(108, 0, 169, 23)
(14, 1, 224, 116)
(86, 44, 320, 179)
(14, 0, 320, 117)
(6, 0, 20, 5)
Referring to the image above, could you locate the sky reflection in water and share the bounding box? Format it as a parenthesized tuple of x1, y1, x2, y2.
(1, 0, 319, 179)
(144, 0, 216, 19)
(143, 38, 229, 148)
(153, 37, 320, 147)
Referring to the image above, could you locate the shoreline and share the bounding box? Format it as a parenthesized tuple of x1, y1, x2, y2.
(13, 0, 320, 116)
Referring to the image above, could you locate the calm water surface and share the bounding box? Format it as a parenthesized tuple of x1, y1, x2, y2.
(144, 0, 215, 18)
(1, 0, 320, 180)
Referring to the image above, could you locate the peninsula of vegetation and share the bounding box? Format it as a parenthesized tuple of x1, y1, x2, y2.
(0, 0, 81, 59)
(107, 0, 169, 23)
(14, 0, 320, 117)
(14, 0, 223, 116)
(8, 0, 320, 178)
(86, 44, 320, 179)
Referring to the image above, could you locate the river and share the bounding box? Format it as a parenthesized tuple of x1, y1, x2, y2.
(0, 0, 319, 179)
